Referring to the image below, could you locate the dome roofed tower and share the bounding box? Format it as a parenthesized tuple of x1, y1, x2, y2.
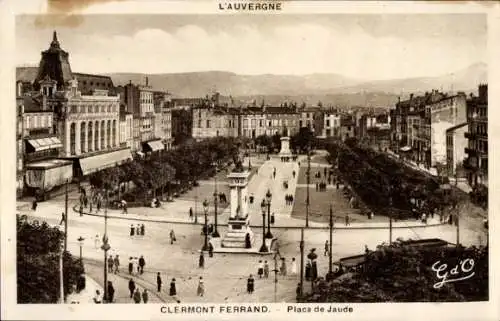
(33, 30, 73, 91)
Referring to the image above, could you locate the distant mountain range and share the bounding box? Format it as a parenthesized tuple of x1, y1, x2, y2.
(17, 62, 486, 108)
(105, 62, 486, 108)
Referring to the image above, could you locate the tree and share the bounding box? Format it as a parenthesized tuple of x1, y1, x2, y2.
(17, 216, 84, 303)
(304, 242, 488, 302)
(290, 127, 315, 153)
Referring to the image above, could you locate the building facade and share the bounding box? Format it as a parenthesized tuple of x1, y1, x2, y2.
(446, 123, 468, 177)
(464, 84, 488, 187)
(322, 111, 341, 138)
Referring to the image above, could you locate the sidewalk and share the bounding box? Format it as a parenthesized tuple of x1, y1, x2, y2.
(72, 203, 445, 230)
(66, 274, 103, 304)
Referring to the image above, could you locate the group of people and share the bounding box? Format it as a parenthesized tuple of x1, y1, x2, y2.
(315, 182, 328, 192)
(107, 255, 121, 274)
(128, 279, 150, 303)
(284, 194, 294, 206)
(130, 224, 146, 237)
(92, 281, 116, 304)
(156, 273, 179, 296)
(249, 258, 298, 294)
(128, 255, 147, 275)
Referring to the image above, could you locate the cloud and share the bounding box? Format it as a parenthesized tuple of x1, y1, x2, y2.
(16, 21, 485, 80)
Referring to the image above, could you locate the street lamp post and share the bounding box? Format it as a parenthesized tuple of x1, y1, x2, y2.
(265, 189, 273, 238)
(101, 190, 111, 303)
(202, 200, 210, 251)
(259, 200, 269, 253)
(77, 236, 85, 262)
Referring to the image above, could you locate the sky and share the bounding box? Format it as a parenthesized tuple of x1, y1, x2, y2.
(15, 14, 487, 81)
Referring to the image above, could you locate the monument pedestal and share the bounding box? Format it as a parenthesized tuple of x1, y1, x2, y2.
(221, 170, 256, 248)
(279, 136, 292, 162)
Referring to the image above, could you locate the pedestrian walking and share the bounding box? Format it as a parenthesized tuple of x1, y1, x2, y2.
(32, 200, 38, 211)
(197, 277, 205, 297)
(169, 278, 177, 296)
(170, 229, 176, 244)
(305, 261, 311, 281)
(264, 260, 270, 278)
(107, 255, 114, 273)
(142, 289, 149, 304)
(113, 255, 120, 273)
(208, 242, 214, 257)
(133, 288, 141, 303)
(292, 170, 296, 178)
(135, 224, 140, 236)
(199, 252, 205, 268)
(94, 234, 100, 249)
(324, 241, 329, 256)
(128, 279, 136, 298)
(257, 260, 264, 278)
(122, 200, 128, 214)
(89, 201, 93, 213)
(291, 258, 297, 275)
(139, 255, 145, 274)
(130, 224, 135, 237)
(140, 224, 145, 236)
(280, 258, 287, 276)
(247, 275, 255, 294)
(345, 215, 350, 226)
(93, 290, 102, 303)
(189, 207, 193, 221)
(79, 203, 84, 217)
(128, 257, 133, 275)
(157, 272, 162, 292)
(135, 257, 140, 274)
(59, 212, 66, 225)
(107, 281, 115, 303)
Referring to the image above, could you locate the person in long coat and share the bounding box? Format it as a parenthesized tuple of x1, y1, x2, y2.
(199, 252, 205, 268)
(197, 277, 205, 297)
(247, 274, 255, 294)
(107, 255, 114, 273)
(140, 224, 145, 236)
(264, 261, 270, 278)
(139, 255, 146, 274)
(128, 257, 133, 275)
(169, 278, 177, 296)
(305, 261, 311, 281)
(107, 281, 115, 303)
(157, 272, 162, 292)
(133, 288, 141, 303)
(208, 242, 214, 258)
(130, 224, 135, 237)
(280, 258, 287, 276)
(142, 289, 149, 303)
(257, 260, 264, 278)
(128, 279, 136, 298)
(170, 230, 176, 244)
(113, 255, 120, 274)
(136, 224, 140, 236)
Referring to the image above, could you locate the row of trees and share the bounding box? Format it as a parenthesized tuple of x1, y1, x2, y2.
(325, 138, 464, 219)
(17, 215, 84, 303)
(254, 127, 316, 154)
(89, 137, 240, 204)
(305, 242, 488, 302)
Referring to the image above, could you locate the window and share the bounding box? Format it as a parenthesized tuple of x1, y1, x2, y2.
(80, 122, 86, 153)
(198, 120, 202, 128)
(70, 123, 76, 155)
(206, 120, 211, 128)
(326, 120, 330, 127)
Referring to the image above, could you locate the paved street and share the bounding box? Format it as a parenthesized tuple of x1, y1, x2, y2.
(18, 153, 487, 303)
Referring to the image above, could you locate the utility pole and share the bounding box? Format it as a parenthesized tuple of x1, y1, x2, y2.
(64, 179, 69, 253)
(299, 228, 304, 300)
(273, 251, 281, 303)
(101, 190, 110, 303)
(326, 205, 334, 280)
(306, 146, 311, 228)
(59, 244, 64, 304)
(389, 195, 393, 245)
(213, 173, 219, 237)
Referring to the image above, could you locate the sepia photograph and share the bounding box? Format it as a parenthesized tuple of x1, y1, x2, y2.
(4, 2, 495, 319)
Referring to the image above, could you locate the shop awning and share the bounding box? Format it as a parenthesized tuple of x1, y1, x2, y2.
(144, 140, 165, 152)
(79, 149, 133, 176)
(26, 137, 63, 152)
(400, 146, 412, 152)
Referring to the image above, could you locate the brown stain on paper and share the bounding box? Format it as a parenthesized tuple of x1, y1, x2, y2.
(35, 0, 124, 28)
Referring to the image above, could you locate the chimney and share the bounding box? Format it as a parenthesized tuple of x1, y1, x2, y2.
(129, 80, 132, 85)
(145, 77, 149, 87)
